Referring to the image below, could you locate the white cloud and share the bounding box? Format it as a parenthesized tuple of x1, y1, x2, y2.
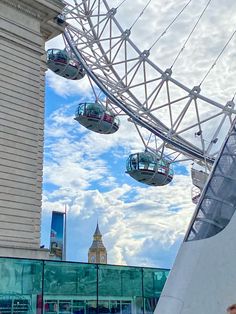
(46, 70, 92, 97)
(42, 106, 194, 266)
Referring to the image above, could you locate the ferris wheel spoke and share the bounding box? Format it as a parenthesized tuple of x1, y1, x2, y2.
(87, 0, 97, 12)
(148, 95, 189, 113)
(143, 61, 148, 109)
(124, 61, 143, 92)
(193, 98, 206, 154)
(133, 123, 149, 150)
(142, 80, 165, 111)
(93, 35, 127, 66)
(130, 76, 163, 92)
(176, 112, 223, 137)
(168, 98, 193, 136)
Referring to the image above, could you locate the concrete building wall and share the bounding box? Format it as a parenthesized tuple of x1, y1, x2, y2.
(0, 0, 65, 258)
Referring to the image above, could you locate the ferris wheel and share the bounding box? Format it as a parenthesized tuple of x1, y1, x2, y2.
(46, 0, 236, 193)
(46, 2, 236, 313)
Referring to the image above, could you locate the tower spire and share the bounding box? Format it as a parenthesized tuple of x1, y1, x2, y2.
(88, 223, 107, 264)
(94, 222, 102, 237)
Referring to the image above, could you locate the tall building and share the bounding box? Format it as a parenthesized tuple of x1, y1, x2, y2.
(88, 223, 107, 264)
(0, 0, 65, 259)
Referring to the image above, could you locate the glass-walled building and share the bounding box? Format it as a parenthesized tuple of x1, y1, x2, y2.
(0, 258, 169, 314)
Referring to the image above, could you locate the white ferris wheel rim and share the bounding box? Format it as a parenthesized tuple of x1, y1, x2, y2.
(61, 0, 236, 165)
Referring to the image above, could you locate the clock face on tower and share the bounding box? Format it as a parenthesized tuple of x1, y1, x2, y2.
(91, 255, 96, 263)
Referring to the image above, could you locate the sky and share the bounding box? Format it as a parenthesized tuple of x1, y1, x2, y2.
(41, 0, 236, 269)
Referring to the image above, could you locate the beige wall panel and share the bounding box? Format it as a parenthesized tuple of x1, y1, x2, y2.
(0, 55, 40, 77)
(0, 205, 41, 218)
(0, 143, 38, 159)
(0, 192, 41, 206)
(0, 0, 65, 257)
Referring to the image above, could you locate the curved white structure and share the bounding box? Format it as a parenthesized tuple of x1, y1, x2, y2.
(155, 119, 236, 314)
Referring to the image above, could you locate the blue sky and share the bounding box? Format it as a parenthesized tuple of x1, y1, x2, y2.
(41, 79, 194, 269)
(41, 0, 236, 269)
(42, 83, 193, 268)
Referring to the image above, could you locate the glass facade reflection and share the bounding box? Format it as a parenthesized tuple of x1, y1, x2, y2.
(0, 258, 169, 314)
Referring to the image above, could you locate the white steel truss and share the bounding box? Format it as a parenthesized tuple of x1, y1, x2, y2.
(62, 0, 236, 165)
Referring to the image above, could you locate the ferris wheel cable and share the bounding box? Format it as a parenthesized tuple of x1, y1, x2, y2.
(129, 0, 152, 30)
(116, 0, 129, 9)
(170, 0, 212, 69)
(232, 91, 236, 101)
(64, 31, 215, 164)
(87, 75, 99, 100)
(200, 28, 236, 86)
(149, 0, 192, 51)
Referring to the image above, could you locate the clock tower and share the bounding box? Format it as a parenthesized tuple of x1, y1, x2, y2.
(88, 223, 107, 264)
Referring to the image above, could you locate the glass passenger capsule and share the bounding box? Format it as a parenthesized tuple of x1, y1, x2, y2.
(74, 102, 120, 134)
(46, 49, 85, 80)
(126, 151, 174, 186)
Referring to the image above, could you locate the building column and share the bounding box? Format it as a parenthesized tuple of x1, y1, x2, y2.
(0, 0, 65, 259)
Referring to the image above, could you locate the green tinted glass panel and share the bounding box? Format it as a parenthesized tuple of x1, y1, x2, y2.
(0, 257, 169, 314)
(44, 261, 97, 296)
(143, 269, 169, 314)
(0, 258, 43, 314)
(143, 269, 169, 298)
(143, 269, 155, 298)
(98, 265, 142, 297)
(98, 265, 121, 297)
(121, 267, 142, 297)
(98, 265, 143, 314)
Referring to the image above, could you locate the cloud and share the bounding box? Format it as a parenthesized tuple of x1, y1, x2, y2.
(42, 100, 194, 266)
(42, 105, 194, 266)
(46, 70, 92, 97)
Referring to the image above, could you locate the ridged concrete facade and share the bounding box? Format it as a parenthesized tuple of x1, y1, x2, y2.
(0, 0, 64, 258)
